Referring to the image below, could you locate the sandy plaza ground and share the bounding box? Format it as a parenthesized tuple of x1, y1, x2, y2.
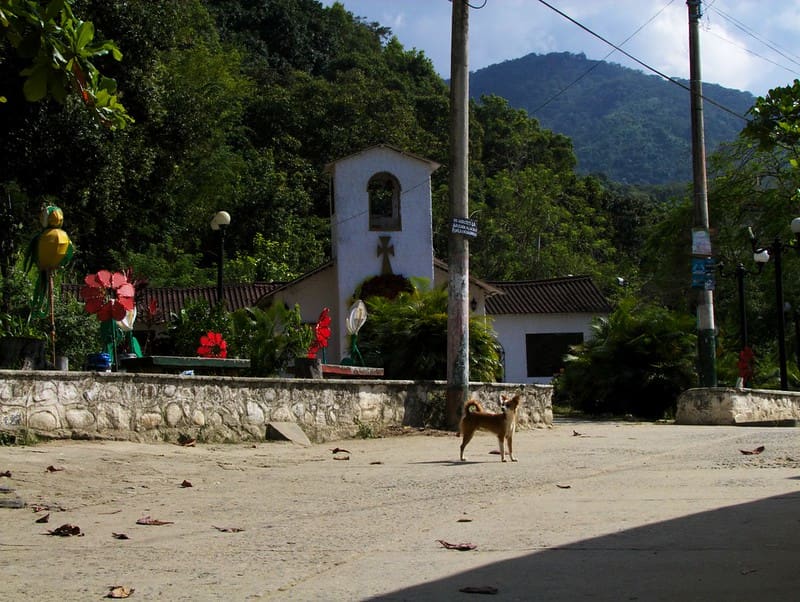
(2, 420, 800, 601)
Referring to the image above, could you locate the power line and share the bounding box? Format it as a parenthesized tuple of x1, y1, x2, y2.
(704, 5, 800, 83)
(534, 0, 747, 121)
(532, 0, 677, 115)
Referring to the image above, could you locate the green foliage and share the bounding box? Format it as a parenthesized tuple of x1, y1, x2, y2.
(0, 0, 132, 128)
(358, 281, 502, 381)
(555, 298, 697, 419)
(743, 79, 800, 158)
(110, 243, 213, 288)
(470, 52, 755, 185)
(228, 303, 312, 376)
(166, 298, 229, 357)
(48, 292, 101, 369)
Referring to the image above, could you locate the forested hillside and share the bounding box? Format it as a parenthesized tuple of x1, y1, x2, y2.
(1, 0, 659, 295)
(469, 52, 755, 185)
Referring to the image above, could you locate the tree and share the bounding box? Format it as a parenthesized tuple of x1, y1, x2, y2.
(1, 0, 132, 128)
(743, 79, 800, 161)
(357, 280, 502, 381)
(555, 298, 697, 419)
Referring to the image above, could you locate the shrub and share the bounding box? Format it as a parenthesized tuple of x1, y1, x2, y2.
(555, 298, 696, 419)
(357, 280, 502, 381)
(228, 303, 312, 376)
(165, 298, 230, 356)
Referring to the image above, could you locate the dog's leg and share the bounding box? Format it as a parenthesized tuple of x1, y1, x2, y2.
(460, 429, 475, 461)
(507, 435, 517, 462)
(497, 434, 506, 462)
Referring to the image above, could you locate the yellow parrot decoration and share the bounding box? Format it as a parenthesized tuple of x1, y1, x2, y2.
(24, 205, 74, 365)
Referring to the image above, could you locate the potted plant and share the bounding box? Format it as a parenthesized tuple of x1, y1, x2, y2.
(0, 312, 47, 369)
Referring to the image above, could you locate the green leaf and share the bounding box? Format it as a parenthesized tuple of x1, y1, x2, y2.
(74, 20, 94, 53)
(22, 65, 48, 101)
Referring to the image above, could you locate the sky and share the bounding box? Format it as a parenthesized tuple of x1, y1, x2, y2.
(320, 0, 800, 97)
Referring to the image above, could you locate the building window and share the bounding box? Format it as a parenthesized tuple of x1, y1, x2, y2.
(525, 333, 584, 378)
(368, 172, 401, 231)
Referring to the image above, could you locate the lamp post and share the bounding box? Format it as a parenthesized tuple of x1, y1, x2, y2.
(750, 218, 800, 390)
(210, 211, 231, 307)
(733, 263, 749, 352)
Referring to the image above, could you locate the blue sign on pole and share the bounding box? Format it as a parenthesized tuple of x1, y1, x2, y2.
(691, 257, 716, 290)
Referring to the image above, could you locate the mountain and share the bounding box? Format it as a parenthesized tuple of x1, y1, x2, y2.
(469, 52, 756, 185)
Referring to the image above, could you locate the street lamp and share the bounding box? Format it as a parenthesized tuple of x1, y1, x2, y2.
(750, 218, 800, 390)
(210, 211, 231, 307)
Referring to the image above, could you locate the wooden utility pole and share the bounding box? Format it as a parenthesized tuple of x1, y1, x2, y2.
(687, 0, 717, 386)
(446, 0, 470, 428)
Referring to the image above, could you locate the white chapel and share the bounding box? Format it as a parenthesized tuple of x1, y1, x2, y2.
(257, 144, 611, 382)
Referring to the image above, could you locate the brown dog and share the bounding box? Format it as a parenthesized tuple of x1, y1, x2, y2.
(459, 394, 521, 462)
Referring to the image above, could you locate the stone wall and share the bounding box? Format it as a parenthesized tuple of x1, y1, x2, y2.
(676, 387, 800, 425)
(0, 370, 553, 443)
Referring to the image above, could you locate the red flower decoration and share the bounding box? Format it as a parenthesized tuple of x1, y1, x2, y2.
(737, 346, 755, 383)
(197, 331, 228, 358)
(307, 307, 332, 359)
(80, 270, 135, 322)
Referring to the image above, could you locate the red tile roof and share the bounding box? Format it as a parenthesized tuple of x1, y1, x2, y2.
(62, 282, 283, 323)
(486, 276, 612, 315)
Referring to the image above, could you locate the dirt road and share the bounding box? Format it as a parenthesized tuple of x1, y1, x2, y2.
(1, 421, 799, 600)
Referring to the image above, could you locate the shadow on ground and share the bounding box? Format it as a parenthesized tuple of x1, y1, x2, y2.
(370, 491, 800, 601)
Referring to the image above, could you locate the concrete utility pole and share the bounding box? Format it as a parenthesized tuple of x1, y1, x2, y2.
(687, 0, 717, 386)
(446, 0, 470, 428)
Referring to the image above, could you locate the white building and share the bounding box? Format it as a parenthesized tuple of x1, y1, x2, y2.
(258, 145, 610, 383)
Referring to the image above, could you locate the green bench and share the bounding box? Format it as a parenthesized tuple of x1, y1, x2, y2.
(120, 355, 250, 376)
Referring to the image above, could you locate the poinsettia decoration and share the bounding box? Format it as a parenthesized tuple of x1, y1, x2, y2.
(307, 307, 331, 359)
(80, 270, 135, 321)
(197, 331, 228, 358)
(737, 346, 755, 384)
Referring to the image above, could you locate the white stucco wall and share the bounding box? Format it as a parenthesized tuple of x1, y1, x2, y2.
(328, 146, 438, 359)
(491, 313, 600, 384)
(270, 267, 343, 361)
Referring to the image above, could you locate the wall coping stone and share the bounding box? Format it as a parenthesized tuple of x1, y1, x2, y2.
(0, 370, 553, 443)
(676, 387, 800, 426)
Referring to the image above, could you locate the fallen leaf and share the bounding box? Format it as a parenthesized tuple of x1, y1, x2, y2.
(333, 456, 350, 461)
(0, 470, 11, 477)
(46, 465, 65, 472)
(47, 524, 83, 537)
(459, 585, 498, 594)
(370, 461, 383, 465)
(32, 504, 65, 512)
(107, 585, 134, 598)
(740, 446, 765, 455)
(136, 516, 173, 526)
(437, 539, 476, 551)
(457, 518, 473, 523)
(573, 430, 583, 437)
(35, 513, 50, 524)
(331, 447, 350, 454)
(112, 533, 130, 540)
(212, 525, 244, 533)
(177, 434, 195, 447)
(556, 484, 572, 489)
(180, 480, 193, 488)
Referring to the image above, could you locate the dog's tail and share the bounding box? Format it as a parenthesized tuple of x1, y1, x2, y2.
(463, 399, 483, 414)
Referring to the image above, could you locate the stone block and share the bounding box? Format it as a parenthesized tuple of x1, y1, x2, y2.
(266, 421, 311, 446)
(29, 410, 58, 431)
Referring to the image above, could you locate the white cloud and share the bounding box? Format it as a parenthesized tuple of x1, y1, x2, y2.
(321, 0, 800, 96)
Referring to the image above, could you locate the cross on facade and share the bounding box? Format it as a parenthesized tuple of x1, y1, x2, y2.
(377, 235, 394, 275)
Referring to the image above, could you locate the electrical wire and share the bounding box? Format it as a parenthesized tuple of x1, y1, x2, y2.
(531, 0, 677, 115)
(708, 4, 800, 68)
(534, 0, 747, 121)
